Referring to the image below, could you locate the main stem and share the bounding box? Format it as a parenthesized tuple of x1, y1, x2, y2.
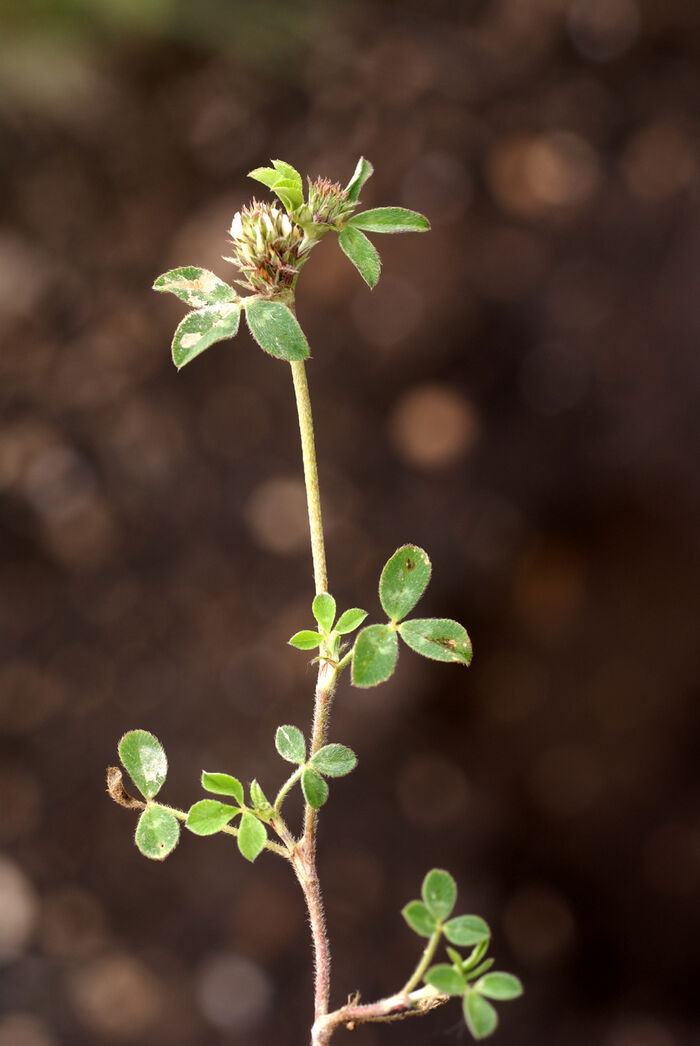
(289, 356, 335, 1031)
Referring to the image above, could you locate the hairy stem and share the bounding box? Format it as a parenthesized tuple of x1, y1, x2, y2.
(154, 803, 290, 859)
(402, 927, 442, 993)
(311, 986, 449, 1046)
(290, 359, 327, 594)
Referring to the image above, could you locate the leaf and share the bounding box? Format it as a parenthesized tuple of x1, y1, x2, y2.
(275, 725, 306, 764)
(446, 946, 465, 968)
(312, 592, 336, 633)
(351, 624, 398, 688)
(172, 303, 241, 369)
(348, 207, 430, 234)
(301, 767, 329, 809)
(186, 799, 240, 836)
(466, 959, 495, 981)
(249, 779, 272, 818)
(345, 156, 374, 202)
(271, 159, 303, 189)
(338, 225, 381, 288)
(335, 608, 367, 635)
(475, 973, 523, 1001)
(237, 811, 267, 862)
(424, 964, 466, 996)
(245, 299, 310, 361)
(271, 178, 304, 211)
(201, 772, 244, 805)
(153, 267, 238, 308)
(463, 992, 498, 1040)
(461, 939, 491, 972)
(248, 166, 284, 188)
(399, 618, 472, 665)
(444, 916, 491, 947)
(422, 868, 457, 922)
(289, 630, 324, 650)
(310, 743, 357, 777)
(379, 544, 431, 622)
(401, 900, 437, 938)
(134, 806, 180, 860)
(119, 730, 168, 800)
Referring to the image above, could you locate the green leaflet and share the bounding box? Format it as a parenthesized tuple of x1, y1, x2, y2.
(338, 225, 381, 288)
(119, 730, 167, 800)
(153, 267, 238, 308)
(135, 806, 180, 860)
(399, 618, 472, 665)
(379, 544, 431, 622)
(245, 299, 310, 361)
(351, 624, 398, 687)
(171, 303, 241, 369)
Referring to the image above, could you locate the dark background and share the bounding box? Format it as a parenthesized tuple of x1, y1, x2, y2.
(1, 2, 699, 1045)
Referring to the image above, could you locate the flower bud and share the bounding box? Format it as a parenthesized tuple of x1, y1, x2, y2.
(307, 178, 357, 226)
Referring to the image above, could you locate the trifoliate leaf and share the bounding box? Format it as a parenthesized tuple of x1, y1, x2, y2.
(237, 812, 267, 862)
(301, 767, 329, 809)
(171, 303, 241, 369)
(289, 630, 324, 650)
(309, 743, 357, 777)
(153, 267, 238, 308)
(444, 916, 491, 947)
(248, 166, 284, 188)
(474, 973, 523, 1001)
(201, 772, 244, 805)
(186, 799, 240, 836)
(275, 725, 306, 764)
(401, 900, 437, 938)
(271, 159, 303, 189)
(351, 624, 398, 687)
(335, 608, 367, 635)
(399, 618, 472, 665)
(379, 544, 431, 622)
(463, 992, 498, 1040)
(312, 592, 336, 633)
(134, 806, 180, 860)
(119, 730, 167, 800)
(422, 868, 457, 921)
(245, 299, 310, 361)
(338, 225, 381, 288)
(344, 157, 374, 203)
(424, 964, 466, 996)
(348, 207, 430, 234)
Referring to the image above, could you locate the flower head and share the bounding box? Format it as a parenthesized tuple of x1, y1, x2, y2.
(226, 200, 305, 296)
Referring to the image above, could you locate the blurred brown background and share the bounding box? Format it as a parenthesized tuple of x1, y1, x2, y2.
(1, 1, 699, 1044)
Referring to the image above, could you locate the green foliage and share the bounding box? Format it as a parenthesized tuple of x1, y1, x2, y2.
(135, 806, 180, 860)
(399, 618, 472, 665)
(248, 160, 304, 213)
(275, 725, 306, 764)
(344, 156, 374, 203)
(249, 779, 273, 820)
(338, 225, 381, 288)
(474, 973, 523, 1000)
(379, 544, 431, 622)
(422, 868, 457, 921)
(425, 964, 466, 996)
(289, 629, 323, 650)
(238, 811, 267, 862)
(464, 993, 498, 1040)
(201, 772, 244, 804)
(171, 303, 241, 369)
(119, 730, 168, 800)
(444, 915, 490, 947)
(301, 767, 329, 808)
(312, 592, 336, 632)
(153, 267, 238, 307)
(335, 608, 367, 634)
(348, 208, 430, 234)
(186, 799, 240, 836)
(309, 743, 357, 777)
(402, 900, 437, 937)
(245, 299, 310, 361)
(351, 624, 398, 687)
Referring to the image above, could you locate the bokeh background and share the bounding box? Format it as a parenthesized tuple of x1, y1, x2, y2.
(1, 1, 699, 1045)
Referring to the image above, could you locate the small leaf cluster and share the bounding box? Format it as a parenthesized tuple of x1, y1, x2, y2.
(153, 157, 429, 370)
(289, 591, 367, 662)
(274, 724, 357, 809)
(116, 730, 181, 861)
(403, 870, 522, 1040)
(188, 772, 271, 862)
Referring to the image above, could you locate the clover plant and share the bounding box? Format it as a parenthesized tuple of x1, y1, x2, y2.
(107, 157, 522, 1044)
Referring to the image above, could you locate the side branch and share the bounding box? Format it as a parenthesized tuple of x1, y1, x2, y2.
(311, 987, 449, 1046)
